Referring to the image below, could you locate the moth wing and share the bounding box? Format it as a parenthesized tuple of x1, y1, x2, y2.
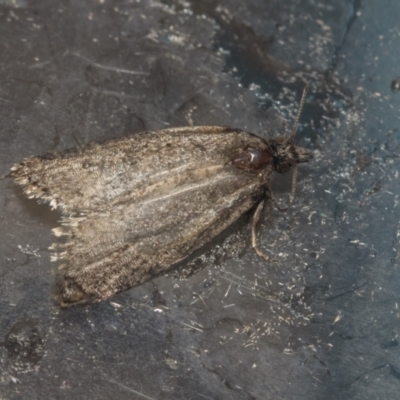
(10, 126, 273, 306)
(55, 162, 269, 306)
(10, 126, 265, 213)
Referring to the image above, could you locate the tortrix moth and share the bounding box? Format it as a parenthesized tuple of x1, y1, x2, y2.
(10, 86, 312, 307)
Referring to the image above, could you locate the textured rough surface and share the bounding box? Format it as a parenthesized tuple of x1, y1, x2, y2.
(1, 0, 400, 399)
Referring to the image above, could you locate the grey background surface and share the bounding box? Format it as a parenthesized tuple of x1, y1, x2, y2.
(1, 0, 400, 399)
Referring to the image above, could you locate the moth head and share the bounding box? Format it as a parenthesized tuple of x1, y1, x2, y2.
(270, 137, 313, 174)
(271, 84, 313, 174)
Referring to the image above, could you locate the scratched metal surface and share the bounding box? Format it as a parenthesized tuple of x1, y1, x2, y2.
(1, 0, 399, 399)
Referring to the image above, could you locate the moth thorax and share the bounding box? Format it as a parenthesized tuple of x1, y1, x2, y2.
(231, 146, 272, 171)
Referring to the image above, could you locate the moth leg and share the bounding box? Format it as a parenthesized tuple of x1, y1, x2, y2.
(251, 198, 278, 262)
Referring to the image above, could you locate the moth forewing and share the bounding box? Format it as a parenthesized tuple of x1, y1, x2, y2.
(11, 127, 266, 212)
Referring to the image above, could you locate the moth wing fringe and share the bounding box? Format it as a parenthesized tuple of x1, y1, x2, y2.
(9, 159, 70, 212)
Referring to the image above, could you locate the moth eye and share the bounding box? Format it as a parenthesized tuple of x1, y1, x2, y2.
(231, 146, 272, 171)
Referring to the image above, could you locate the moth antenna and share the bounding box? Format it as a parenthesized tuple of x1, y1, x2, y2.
(286, 85, 309, 144)
(251, 199, 277, 262)
(270, 163, 298, 213)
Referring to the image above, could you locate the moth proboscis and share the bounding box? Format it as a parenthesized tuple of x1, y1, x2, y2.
(10, 86, 313, 307)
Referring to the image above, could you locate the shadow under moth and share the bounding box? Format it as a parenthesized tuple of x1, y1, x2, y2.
(10, 87, 312, 307)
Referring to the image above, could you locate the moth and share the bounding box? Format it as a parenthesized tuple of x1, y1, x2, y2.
(10, 86, 312, 307)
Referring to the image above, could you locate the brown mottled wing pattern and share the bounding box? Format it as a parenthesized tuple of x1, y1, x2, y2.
(10, 126, 273, 305)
